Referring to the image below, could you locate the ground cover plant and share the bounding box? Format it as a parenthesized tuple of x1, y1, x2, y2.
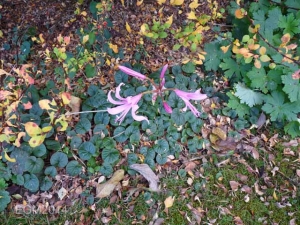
(0, 0, 299, 224)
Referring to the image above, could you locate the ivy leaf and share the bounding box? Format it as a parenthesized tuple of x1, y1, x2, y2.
(102, 148, 120, 164)
(235, 83, 264, 107)
(154, 139, 169, 154)
(66, 160, 82, 176)
(282, 74, 300, 102)
(24, 174, 39, 192)
(278, 13, 300, 35)
(25, 156, 44, 174)
(78, 142, 96, 160)
(50, 152, 68, 168)
(75, 118, 91, 134)
(182, 62, 195, 73)
(262, 91, 300, 121)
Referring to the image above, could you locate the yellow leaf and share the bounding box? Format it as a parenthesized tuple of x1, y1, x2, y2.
(157, 0, 166, 5)
(164, 196, 175, 208)
(126, 22, 132, 33)
(259, 46, 266, 55)
(106, 58, 111, 66)
(187, 11, 197, 20)
(0, 30, 3, 38)
(39, 34, 45, 43)
(14, 132, 26, 147)
(221, 45, 230, 53)
(42, 126, 52, 133)
(25, 122, 42, 137)
(61, 92, 71, 105)
(136, 0, 143, 6)
(108, 43, 118, 53)
(4, 151, 16, 163)
(81, 11, 87, 16)
(29, 135, 46, 147)
(212, 127, 227, 141)
(140, 24, 148, 35)
(120, 0, 125, 6)
(82, 35, 89, 44)
(235, 8, 245, 19)
(39, 99, 52, 110)
(170, 0, 184, 6)
(166, 14, 173, 26)
(254, 59, 261, 69)
(189, 0, 199, 9)
(260, 55, 271, 62)
(0, 134, 9, 143)
(273, 189, 278, 200)
(96, 169, 125, 198)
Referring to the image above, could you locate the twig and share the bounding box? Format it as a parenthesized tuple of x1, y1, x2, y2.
(65, 110, 107, 116)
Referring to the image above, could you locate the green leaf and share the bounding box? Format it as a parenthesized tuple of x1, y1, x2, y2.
(114, 70, 129, 85)
(102, 148, 120, 164)
(284, 121, 300, 138)
(40, 176, 53, 191)
(75, 118, 91, 134)
(172, 65, 182, 76)
(171, 108, 186, 125)
(50, 152, 68, 168)
(25, 156, 44, 174)
(262, 91, 300, 121)
(278, 13, 300, 35)
(173, 44, 181, 51)
(154, 139, 169, 154)
(227, 92, 250, 117)
(45, 140, 61, 151)
(32, 144, 47, 157)
(159, 32, 168, 38)
(85, 64, 96, 78)
(235, 83, 264, 107)
(113, 127, 128, 142)
(78, 142, 96, 160)
(220, 58, 242, 79)
(94, 112, 110, 125)
(282, 74, 300, 102)
(285, 0, 300, 9)
(24, 174, 39, 192)
(0, 190, 10, 212)
(15, 174, 24, 185)
(190, 119, 203, 133)
(89, 32, 96, 45)
(247, 67, 268, 93)
(44, 166, 57, 177)
(70, 136, 82, 149)
(182, 62, 195, 73)
(99, 162, 113, 176)
(204, 42, 222, 71)
(66, 161, 82, 176)
(156, 153, 167, 165)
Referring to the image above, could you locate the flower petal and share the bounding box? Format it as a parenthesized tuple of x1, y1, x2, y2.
(119, 66, 147, 80)
(160, 64, 168, 87)
(107, 104, 128, 115)
(115, 83, 126, 101)
(174, 89, 207, 101)
(163, 101, 172, 113)
(107, 91, 125, 105)
(182, 99, 201, 117)
(131, 105, 149, 123)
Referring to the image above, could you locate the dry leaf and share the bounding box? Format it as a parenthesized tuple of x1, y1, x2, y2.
(229, 181, 240, 191)
(157, 0, 167, 5)
(68, 96, 82, 113)
(189, 0, 199, 9)
(164, 196, 175, 208)
(186, 11, 197, 20)
(129, 164, 160, 191)
(256, 112, 266, 130)
(170, 0, 184, 6)
(254, 181, 264, 196)
(296, 169, 300, 177)
(96, 169, 125, 198)
(125, 22, 132, 33)
(212, 127, 227, 140)
(57, 187, 68, 200)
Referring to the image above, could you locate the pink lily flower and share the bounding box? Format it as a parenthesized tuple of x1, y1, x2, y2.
(160, 64, 168, 87)
(119, 66, 147, 81)
(174, 89, 207, 117)
(107, 83, 149, 124)
(163, 101, 172, 113)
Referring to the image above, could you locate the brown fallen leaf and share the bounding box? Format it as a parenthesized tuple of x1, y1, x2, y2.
(68, 96, 82, 113)
(96, 169, 125, 198)
(129, 164, 160, 191)
(164, 196, 175, 209)
(229, 181, 240, 191)
(212, 127, 227, 140)
(256, 112, 266, 130)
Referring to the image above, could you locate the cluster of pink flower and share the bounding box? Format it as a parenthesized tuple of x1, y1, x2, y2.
(107, 65, 207, 124)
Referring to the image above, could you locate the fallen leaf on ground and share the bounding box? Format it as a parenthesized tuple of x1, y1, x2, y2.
(130, 164, 160, 191)
(229, 181, 240, 191)
(96, 169, 125, 198)
(164, 196, 175, 209)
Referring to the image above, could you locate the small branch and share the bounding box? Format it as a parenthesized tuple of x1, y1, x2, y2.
(65, 110, 107, 116)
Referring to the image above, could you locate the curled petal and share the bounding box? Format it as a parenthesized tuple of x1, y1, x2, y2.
(174, 89, 207, 101)
(182, 99, 201, 117)
(107, 104, 129, 115)
(107, 91, 125, 105)
(163, 101, 172, 113)
(119, 66, 147, 80)
(115, 83, 126, 101)
(131, 105, 149, 123)
(160, 65, 168, 87)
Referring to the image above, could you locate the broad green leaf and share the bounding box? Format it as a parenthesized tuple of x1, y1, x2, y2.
(85, 64, 96, 78)
(154, 139, 169, 154)
(44, 166, 57, 177)
(75, 118, 91, 134)
(102, 148, 120, 164)
(78, 142, 96, 160)
(113, 127, 128, 143)
(282, 74, 300, 102)
(235, 83, 264, 107)
(247, 67, 268, 93)
(50, 152, 68, 168)
(40, 176, 53, 191)
(24, 174, 39, 192)
(227, 92, 250, 117)
(171, 108, 186, 125)
(0, 190, 10, 211)
(99, 162, 113, 176)
(32, 144, 47, 157)
(25, 156, 44, 174)
(182, 62, 195, 73)
(66, 161, 82, 176)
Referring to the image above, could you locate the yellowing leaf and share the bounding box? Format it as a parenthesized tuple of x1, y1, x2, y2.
(235, 8, 245, 19)
(106, 58, 111, 66)
(4, 151, 16, 163)
(187, 11, 197, 20)
(120, 0, 125, 7)
(82, 35, 89, 44)
(260, 55, 271, 62)
(96, 169, 125, 198)
(281, 33, 290, 45)
(42, 126, 52, 133)
(189, 0, 199, 9)
(140, 24, 148, 35)
(157, 0, 166, 5)
(0, 30, 3, 38)
(14, 132, 26, 147)
(259, 46, 266, 55)
(170, 0, 184, 6)
(0, 134, 9, 143)
(61, 92, 71, 105)
(25, 122, 42, 137)
(212, 127, 227, 141)
(254, 59, 261, 69)
(81, 11, 87, 16)
(164, 196, 175, 208)
(39, 34, 45, 43)
(136, 0, 143, 6)
(29, 135, 46, 147)
(39, 99, 52, 110)
(166, 14, 173, 26)
(108, 43, 118, 53)
(125, 22, 132, 33)
(221, 45, 230, 53)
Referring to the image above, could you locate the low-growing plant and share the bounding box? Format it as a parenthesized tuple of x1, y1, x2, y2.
(203, 0, 300, 136)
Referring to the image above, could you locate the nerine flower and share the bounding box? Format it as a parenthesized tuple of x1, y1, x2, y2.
(107, 83, 148, 124)
(174, 89, 207, 117)
(163, 101, 172, 114)
(119, 66, 147, 80)
(152, 64, 168, 102)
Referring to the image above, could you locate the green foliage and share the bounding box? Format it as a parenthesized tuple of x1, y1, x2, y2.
(204, 0, 300, 137)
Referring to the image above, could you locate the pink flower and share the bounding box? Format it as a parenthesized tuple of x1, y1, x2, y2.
(160, 64, 168, 87)
(174, 89, 207, 117)
(119, 66, 147, 80)
(107, 83, 149, 124)
(163, 101, 172, 113)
